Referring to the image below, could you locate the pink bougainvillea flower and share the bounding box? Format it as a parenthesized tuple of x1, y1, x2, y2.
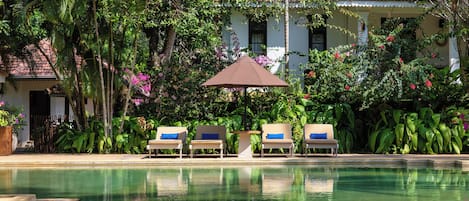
(137, 73, 150, 81)
(0, 101, 4, 107)
(351, 43, 356, 47)
(431, 52, 437, 58)
(334, 52, 341, 60)
(307, 71, 316, 78)
(464, 122, 468, 131)
(378, 45, 385, 50)
(303, 93, 311, 100)
(399, 57, 404, 64)
(410, 83, 416, 90)
(425, 79, 432, 88)
(254, 55, 272, 67)
(131, 76, 140, 85)
(132, 99, 143, 106)
(18, 113, 25, 118)
(344, 85, 350, 91)
(386, 35, 395, 42)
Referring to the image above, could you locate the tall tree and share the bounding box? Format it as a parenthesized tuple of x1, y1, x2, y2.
(23, 0, 147, 139)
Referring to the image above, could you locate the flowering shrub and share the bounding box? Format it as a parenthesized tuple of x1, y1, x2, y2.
(301, 16, 443, 110)
(123, 69, 152, 106)
(254, 55, 272, 68)
(0, 101, 25, 134)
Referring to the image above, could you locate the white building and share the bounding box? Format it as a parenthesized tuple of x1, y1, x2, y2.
(223, 0, 460, 77)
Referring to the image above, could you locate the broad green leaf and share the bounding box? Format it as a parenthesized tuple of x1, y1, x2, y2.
(395, 123, 404, 145)
(369, 131, 379, 153)
(392, 109, 402, 124)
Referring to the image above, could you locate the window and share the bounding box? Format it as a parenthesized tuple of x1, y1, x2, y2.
(249, 20, 267, 55)
(309, 16, 327, 51)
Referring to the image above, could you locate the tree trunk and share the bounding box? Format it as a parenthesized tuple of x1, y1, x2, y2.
(93, 0, 109, 139)
(145, 27, 161, 68)
(161, 25, 176, 65)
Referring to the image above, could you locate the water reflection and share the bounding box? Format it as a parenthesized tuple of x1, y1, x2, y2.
(0, 166, 468, 201)
(261, 167, 295, 197)
(304, 168, 337, 194)
(146, 168, 187, 197)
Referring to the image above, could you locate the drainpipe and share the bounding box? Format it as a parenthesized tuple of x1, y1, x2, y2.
(284, 0, 289, 81)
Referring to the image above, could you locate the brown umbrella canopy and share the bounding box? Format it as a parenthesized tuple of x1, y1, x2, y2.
(202, 55, 288, 88)
(202, 55, 288, 130)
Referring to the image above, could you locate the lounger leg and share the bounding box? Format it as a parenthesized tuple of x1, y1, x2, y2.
(179, 148, 182, 159)
(220, 146, 223, 158)
(304, 145, 308, 157)
(289, 144, 293, 157)
(335, 144, 339, 157)
(190, 149, 193, 158)
(148, 149, 151, 159)
(261, 148, 264, 157)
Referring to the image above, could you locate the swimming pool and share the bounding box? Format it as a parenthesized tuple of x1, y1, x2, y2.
(0, 166, 467, 201)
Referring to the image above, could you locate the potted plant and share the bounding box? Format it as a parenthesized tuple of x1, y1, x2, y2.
(0, 101, 25, 155)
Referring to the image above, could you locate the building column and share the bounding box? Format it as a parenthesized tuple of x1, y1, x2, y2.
(449, 36, 460, 72)
(357, 12, 369, 46)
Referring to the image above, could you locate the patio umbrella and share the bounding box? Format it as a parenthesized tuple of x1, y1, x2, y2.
(202, 55, 288, 130)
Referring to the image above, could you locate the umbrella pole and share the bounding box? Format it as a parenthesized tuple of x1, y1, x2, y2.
(243, 87, 248, 130)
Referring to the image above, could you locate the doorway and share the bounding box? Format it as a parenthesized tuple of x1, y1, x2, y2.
(29, 91, 50, 137)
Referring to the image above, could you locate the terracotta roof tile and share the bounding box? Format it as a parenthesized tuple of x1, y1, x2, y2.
(0, 40, 57, 79)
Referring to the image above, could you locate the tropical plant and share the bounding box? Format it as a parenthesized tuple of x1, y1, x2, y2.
(369, 106, 469, 154)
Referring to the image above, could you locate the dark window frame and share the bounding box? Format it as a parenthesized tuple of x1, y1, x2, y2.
(248, 19, 267, 55)
(308, 15, 327, 51)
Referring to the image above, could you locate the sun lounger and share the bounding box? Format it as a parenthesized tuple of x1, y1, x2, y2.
(189, 125, 226, 158)
(261, 123, 294, 157)
(147, 126, 188, 158)
(303, 124, 338, 157)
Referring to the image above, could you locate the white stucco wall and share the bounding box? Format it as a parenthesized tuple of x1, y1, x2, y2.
(227, 8, 451, 80)
(0, 79, 94, 146)
(0, 80, 59, 144)
(228, 10, 322, 79)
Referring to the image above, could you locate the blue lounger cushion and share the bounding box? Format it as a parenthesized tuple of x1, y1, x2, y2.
(267, 133, 284, 139)
(310, 133, 327, 139)
(202, 133, 219, 140)
(161, 133, 179, 139)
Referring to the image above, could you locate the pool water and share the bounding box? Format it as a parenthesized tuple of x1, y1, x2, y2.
(0, 166, 467, 201)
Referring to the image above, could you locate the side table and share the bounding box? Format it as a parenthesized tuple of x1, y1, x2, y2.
(233, 130, 261, 158)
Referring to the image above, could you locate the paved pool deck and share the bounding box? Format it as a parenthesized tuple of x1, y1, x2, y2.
(2, 153, 469, 169)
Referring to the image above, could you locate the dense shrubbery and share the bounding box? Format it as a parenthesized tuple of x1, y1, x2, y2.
(55, 16, 469, 155)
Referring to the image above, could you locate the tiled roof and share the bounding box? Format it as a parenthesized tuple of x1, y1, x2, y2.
(0, 40, 57, 79)
(218, 0, 422, 8)
(337, 1, 420, 8)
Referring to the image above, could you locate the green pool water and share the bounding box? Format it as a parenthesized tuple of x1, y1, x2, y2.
(0, 165, 467, 201)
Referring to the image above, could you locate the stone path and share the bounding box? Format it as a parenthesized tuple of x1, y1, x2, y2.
(1, 153, 469, 169)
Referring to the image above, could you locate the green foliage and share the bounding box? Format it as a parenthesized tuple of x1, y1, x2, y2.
(0, 101, 25, 134)
(369, 106, 469, 154)
(56, 116, 154, 154)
